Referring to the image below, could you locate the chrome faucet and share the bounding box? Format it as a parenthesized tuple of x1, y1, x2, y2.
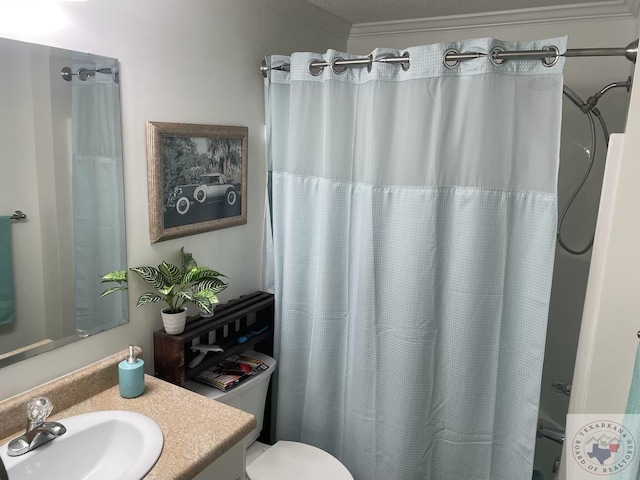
(537, 424, 565, 445)
(551, 379, 572, 397)
(6, 397, 66, 457)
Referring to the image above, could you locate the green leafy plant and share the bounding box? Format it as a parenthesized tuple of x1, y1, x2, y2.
(101, 247, 228, 314)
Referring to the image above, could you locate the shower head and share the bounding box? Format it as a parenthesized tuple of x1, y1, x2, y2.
(580, 76, 633, 115)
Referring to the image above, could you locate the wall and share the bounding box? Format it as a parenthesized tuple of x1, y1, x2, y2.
(0, 0, 349, 400)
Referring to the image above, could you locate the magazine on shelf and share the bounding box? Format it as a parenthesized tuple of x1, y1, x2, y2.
(194, 353, 269, 391)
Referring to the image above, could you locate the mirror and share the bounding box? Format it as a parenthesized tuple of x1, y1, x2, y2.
(0, 37, 128, 367)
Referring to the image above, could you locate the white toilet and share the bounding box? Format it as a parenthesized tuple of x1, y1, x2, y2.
(186, 351, 354, 480)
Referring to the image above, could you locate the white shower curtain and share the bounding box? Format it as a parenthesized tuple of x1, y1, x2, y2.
(72, 60, 127, 335)
(264, 37, 565, 480)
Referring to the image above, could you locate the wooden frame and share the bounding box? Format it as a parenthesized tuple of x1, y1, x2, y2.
(147, 121, 248, 243)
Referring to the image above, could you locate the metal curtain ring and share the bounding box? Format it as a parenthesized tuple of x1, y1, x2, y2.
(542, 46, 560, 67)
(309, 59, 325, 76)
(332, 58, 348, 74)
(443, 49, 460, 69)
(490, 46, 506, 66)
(401, 51, 410, 71)
(77, 68, 92, 81)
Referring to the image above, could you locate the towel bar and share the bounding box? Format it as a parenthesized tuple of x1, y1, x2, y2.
(9, 211, 26, 221)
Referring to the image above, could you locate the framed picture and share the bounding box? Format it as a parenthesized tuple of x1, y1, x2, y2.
(147, 122, 248, 243)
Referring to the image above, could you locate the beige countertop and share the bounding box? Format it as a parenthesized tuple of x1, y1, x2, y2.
(0, 349, 256, 480)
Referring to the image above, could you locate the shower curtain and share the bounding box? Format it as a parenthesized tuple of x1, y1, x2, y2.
(72, 60, 127, 335)
(264, 37, 565, 480)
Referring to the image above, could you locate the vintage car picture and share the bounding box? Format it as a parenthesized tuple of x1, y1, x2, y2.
(147, 122, 248, 243)
(172, 172, 239, 215)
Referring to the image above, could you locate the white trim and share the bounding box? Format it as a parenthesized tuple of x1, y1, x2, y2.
(567, 134, 625, 419)
(265, 0, 351, 40)
(349, 1, 638, 38)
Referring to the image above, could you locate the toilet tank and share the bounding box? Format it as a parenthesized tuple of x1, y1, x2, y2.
(186, 350, 277, 445)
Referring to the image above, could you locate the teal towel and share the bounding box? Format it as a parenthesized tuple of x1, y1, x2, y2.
(627, 343, 640, 414)
(0, 216, 15, 325)
(617, 342, 640, 480)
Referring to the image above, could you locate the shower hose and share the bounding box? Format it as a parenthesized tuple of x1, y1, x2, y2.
(558, 79, 630, 255)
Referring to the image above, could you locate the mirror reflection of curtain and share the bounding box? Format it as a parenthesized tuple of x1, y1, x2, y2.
(72, 62, 127, 335)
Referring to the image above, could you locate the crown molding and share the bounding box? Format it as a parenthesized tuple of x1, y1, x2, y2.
(266, 0, 352, 40)
(349, 0, 639, 38)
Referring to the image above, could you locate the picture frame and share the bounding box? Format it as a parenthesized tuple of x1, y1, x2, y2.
(146, 121, 248, 243)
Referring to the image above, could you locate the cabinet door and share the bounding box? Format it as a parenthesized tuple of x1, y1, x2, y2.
(193, 442, 246, 480)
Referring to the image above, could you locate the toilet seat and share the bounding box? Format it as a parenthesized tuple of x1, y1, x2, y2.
(246, 441, 354, 480)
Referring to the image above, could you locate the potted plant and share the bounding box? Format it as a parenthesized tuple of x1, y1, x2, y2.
(101, 247, 228, 335)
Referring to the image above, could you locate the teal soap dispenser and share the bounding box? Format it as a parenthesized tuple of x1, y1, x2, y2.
(119, 345, 145, 398)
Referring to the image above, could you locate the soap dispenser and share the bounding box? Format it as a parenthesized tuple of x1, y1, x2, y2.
(118, 345, 145, 398)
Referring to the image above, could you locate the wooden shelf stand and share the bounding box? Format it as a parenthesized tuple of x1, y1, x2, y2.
(153, 291, 275, 387)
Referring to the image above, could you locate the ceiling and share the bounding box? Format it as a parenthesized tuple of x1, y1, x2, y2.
(305, 0, 627, 24)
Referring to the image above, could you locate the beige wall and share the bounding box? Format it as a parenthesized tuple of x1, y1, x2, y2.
(0, 0, 348, 401)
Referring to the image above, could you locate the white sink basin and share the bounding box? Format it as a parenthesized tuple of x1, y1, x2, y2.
(0, 410, 163, 480)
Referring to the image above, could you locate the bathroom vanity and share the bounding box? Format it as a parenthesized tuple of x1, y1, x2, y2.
(0, 348, 255, 479)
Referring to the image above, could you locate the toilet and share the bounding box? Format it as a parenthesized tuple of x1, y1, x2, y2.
(186, 351, 354, 480)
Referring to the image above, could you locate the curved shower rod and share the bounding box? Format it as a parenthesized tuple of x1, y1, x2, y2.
(260, 38, 639, 77)
(444, 38, 638, 66)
